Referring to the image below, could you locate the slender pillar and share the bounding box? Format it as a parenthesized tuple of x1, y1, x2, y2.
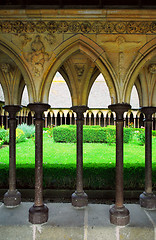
(104, 117, 106, 127)
(45, 117, 48, 128)
(89, 116, 91, 126)
(84, 116, 86, 125)
(50, 116, 53, 126)
(108, 103, 131, 226)
(6, 114, 9, 129)
(124, 118, 126, 128)
(134, 118, 136, 128)
(3, 105, 22, 207)
(140, 107, 156, 209)
(28, 103, 50, 224)
(71, 105, 89, 207)
(55, 116, 57, 126)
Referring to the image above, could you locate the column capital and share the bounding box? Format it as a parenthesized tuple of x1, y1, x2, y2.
(28, 103, 50, 119)
(141, 107, 156, 121)
(71, 105, 89, 114)
(3, 105, 22, 119)
(108, 103, 131, 120)
(71, 105, 89, 121)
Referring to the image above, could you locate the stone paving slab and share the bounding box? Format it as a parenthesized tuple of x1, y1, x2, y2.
(0, 202, 156, 240)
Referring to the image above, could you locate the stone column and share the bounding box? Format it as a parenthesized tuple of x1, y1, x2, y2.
(6, 114, 9, 129)
(55, 116, 57, 126)
(108, 103, 131, 226)
(3, 105, 22, 207)
(94, 117, 96, 125)
(134, 117, 136, 128)
(28, 103, 50, 224)
(45, 117, 48, 128)
(140, 107, 156, 209)
(71, 105, 89, 207)
(104, 117, 106, 127)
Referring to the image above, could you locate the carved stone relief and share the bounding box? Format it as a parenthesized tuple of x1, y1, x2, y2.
(0, 63, 14, 83)
(100, 36, 141, 82)
(0, 20, 156, 34)
(149, 64, 156, 74)
(74, 64, 85, 79)
(23, 35, 50, 77)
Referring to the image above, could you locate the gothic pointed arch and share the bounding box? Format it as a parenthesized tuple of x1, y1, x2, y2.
(124, 37, 156, 106)
(0, 36, 36, 103)
(41, 34, 117, 105)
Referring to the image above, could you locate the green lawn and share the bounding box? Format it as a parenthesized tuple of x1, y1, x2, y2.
(0, 133, 155, 190)
(0, 133, 155, 166)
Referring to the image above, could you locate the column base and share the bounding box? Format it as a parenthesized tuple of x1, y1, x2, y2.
(72, 191, 88, 208)
(109, 205, 130, 226)
(3, 190, 21, 208)
(140, 192, 156, 209)
(29, 204, 49, 224)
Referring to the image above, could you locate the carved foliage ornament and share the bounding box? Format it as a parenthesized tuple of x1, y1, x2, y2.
(149, 64, 156, 74)
(0, 20, 156, 34)
(0, 63, 11, 73)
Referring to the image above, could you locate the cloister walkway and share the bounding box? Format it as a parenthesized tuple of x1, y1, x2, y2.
(0, 201, 156, 240)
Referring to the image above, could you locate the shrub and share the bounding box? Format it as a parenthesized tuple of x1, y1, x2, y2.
(152, 130, 156, 137)
(53, 125, 76, 143)
(83, 127, 107, 143)
(53, 125, 133, 144)
(105, 127, 116, 145)
(0, 127, 7, 141)
(16, 128, 27, 143)
(0, 139, 4, 148)
(17, 123, 35, 138)
(137, 130, 145, 146)
(124, 128, 133, 143)
(47, 126, 54, 138)
(4, 128, 26, 143)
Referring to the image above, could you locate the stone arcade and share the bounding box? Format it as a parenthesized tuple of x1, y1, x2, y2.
(0, 5, 156, 226)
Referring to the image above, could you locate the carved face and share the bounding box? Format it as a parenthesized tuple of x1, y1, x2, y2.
(1, 63, 11, 73)
(75, 65, 85, 77)
(149, 64, 156, 74)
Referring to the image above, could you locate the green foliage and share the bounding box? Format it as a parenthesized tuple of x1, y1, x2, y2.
(0, 127, 7, 141)
(17, 123, 35, 138)
(83, 126, 107, 143)
(137, 130, 145, 146)
(124, 128, 133, 143)
(0, 133, 155, 190)
(105, 127, 116, 145)
(152, 130, 156, 137)
(47, 126, 54, 138)
(3, 128, 26, 144)
(16, 128, 27, 143)
(53, 125, 132, 144)
(53, 125, 76, 143)
(0, 140, 4, 148)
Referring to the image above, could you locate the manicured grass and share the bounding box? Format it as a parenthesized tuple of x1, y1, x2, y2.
(0, 133, 156, 190)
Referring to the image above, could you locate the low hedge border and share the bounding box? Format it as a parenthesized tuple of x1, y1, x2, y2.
(53, 125, 133, 144)
(0, 163, 156, 191)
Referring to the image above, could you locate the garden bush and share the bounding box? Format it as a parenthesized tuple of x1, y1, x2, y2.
(152, 130, 156, 137)
(53, 125, 76, 143)
(0, 140, 4, 148)
(4, 128, 26, 143)
(18, 123, 35, 138)
(0, 162, 154, 190)
(16, 128, 27, 143)
(0, 126, 7, 141)
(53, 125, 132, 144)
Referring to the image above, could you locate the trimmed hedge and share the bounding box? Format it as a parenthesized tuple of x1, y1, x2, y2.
(0, 162, 155, 190)
(53, 125, 132, 144)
